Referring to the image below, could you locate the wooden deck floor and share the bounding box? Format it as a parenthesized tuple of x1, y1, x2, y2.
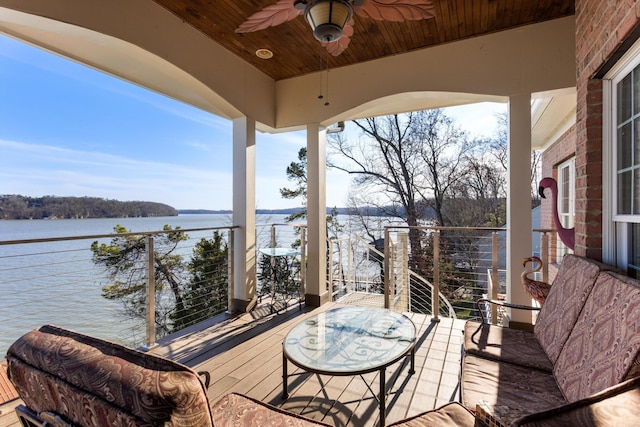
(0, 301, 466, 427)
(153, 301, 466, 427)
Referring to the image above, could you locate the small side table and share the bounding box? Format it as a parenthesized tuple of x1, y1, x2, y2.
(258, 247, 303, 313)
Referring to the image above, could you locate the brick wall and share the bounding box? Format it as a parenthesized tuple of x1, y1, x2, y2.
(572, 0, 640, 260)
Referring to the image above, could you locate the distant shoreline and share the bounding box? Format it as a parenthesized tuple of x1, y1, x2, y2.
(1, 194, 397, 219)
(178, 209, 309, 215)
(179, 208, 365, 215)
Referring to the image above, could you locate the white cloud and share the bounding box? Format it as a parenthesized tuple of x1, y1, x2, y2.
(445, 102, 507, 137)
(0, 139, 233, 210)
(184, 141, 216, 152)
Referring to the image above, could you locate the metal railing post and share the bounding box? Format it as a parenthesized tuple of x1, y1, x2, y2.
(491, 232, 499, 325)
(300, 227, 306, 300)
(433, 230, 440, 322)
(145, 235, 156, 350)
(400, 232, 409, 312)
(346, 238, 352, 293)
(270, 224, 276, 247)
(227, 228, 235, 314)
(383, 228, 390, 309)
(338, 239, 342, 294)
(364, 238, 369, 293)
(269, 225, 276, 295)
(328, 240, 335, 294)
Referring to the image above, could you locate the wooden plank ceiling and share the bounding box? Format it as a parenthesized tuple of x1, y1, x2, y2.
(153, 0, 575, 81)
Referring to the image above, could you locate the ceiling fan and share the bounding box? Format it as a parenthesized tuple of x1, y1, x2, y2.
(236, 0, 436, 56)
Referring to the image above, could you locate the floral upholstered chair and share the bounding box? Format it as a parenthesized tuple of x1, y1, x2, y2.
(6, 325, 329, 426)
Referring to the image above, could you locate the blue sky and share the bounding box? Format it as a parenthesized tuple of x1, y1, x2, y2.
(0, 34, 506, 210)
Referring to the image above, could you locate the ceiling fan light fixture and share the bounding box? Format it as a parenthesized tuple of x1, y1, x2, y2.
(304, 0, 352, 43)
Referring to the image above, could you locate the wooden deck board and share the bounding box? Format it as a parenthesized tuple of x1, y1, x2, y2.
(0, 301, 466, 427)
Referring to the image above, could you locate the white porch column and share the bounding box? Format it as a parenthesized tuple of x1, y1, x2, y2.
(507, 94, 534, 327)
(232, 116, 257, 313)
(306, 123, 329, 306)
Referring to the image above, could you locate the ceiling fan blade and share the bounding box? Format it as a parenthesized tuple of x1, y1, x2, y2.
(236, 0, 303, 33)
(354, 0, 435, 22)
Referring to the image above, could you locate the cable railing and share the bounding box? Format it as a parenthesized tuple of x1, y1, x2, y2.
(1, 219, 562, 357)
(330, 225, 561, 322)
(328, 234, 384, 299)
(0, 225, 236, 356)
(329, 226, 505, 320)
(0, 221, 306, 359)
(408, 271, 457, 318)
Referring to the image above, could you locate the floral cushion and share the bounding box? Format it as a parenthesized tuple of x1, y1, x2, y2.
(534, 255, 610, 363)
(553, 272, 640, 402)
(210, 392, 330, 426)
(463, 321, 553, 372)
(513, 376, 640, 427)
(6, 325, 213, 427)
(385, 402, 474, 426)
(461, 354, 566, 415)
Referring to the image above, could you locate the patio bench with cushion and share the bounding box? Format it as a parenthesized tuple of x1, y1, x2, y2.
(460, 254, 640, 426)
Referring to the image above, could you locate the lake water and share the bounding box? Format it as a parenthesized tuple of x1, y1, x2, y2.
(0, 214, 294, 357)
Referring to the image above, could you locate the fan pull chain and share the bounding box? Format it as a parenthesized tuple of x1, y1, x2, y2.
(317, 49, 330, 106)
(318, 54, 324, 101)
(324, 48, 330, 106)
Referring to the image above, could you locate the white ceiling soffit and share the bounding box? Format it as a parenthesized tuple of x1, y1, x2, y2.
(531, 88, 577, 151)
(258, 92, 508, 133)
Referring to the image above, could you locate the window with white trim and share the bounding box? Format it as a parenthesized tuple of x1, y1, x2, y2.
(557, 158, 575, 259)
(605, 39, 640, 277)
(616, 67, 640, 215)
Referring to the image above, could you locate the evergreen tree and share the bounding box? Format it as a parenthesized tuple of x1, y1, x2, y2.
(175, 232, 229, 329)
(91, 225, 229, 338)
(280, 147, 343, 241)
(280, 147, 308, 223)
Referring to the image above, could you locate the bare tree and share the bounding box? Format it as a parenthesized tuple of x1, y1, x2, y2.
(326, 109, 516, 313)
(327, 110, 474, 271)
(329, 110, 472, 225)
(530, 149, 542, 202)
(443, 112, 508, 228)
(411, 109, 475, 226)
(445, 148, 506, 227)
(490, 111, 541, 202)
(492, 112, 508, 171)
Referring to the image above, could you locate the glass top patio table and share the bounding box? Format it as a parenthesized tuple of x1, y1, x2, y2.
(282, 306, 416, 426)
(258, 247, 300, 257)
(257, 247, 302, 313)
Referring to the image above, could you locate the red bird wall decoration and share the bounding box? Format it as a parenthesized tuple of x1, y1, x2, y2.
(538, 177, 575, 250)
(235, 0, 436, 56)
